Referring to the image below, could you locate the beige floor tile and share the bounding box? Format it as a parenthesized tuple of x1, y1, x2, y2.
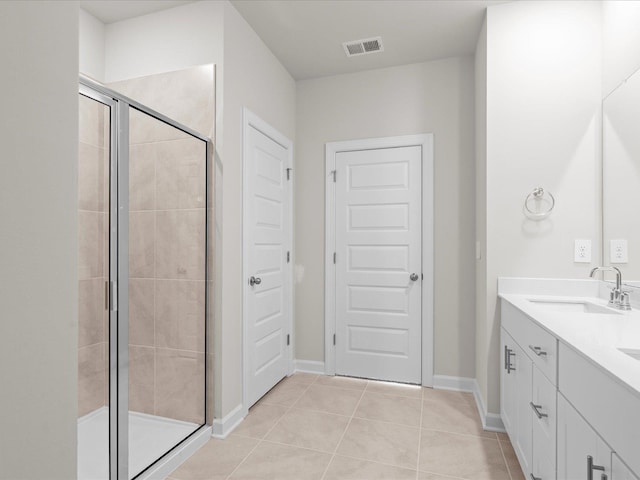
(419, 430, 510, 480)
(294, 384, 363, 416)
(232, 403, 289, 439)
(337, 417, 420, 469)
(265, 408, 350, 452)
(499, 439, 526, 480)
(169, 436, 257, 480)
(315, 375, 368, 391)
(422, 388, 475, 406)
(496, 432, 510, 442)
(324, 455, 417, 479)
(422, 398, 496, 439)
(228, 441, 331, 479)
(418, 473, 465, 480)
(365, 380, 423, 399)
(258, 379, 310, 407)
(354, 391, 422, 426)
(285, 372, 319, 385)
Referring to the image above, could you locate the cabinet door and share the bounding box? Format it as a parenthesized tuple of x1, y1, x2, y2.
(557, 394, 611, 480)
(514, 340, 533, 476)
(501, 328, 517, 437)
(612, 454, 640, 480)
(531, 366, 556, 480)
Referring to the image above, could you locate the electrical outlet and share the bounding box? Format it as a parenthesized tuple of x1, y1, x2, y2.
(610, 239, 628, 263)
(574, 239, 592, 263)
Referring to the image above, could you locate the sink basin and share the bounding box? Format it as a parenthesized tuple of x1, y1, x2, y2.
(528, 299, 621, 315)
(619, 348, 640, 362)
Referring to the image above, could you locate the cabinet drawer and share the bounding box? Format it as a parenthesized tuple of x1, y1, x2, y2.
(531, 366, 556, 480)
(526, 319, 557, 385)
(612, 453, 640, 480)
(501, 299, 558, 385)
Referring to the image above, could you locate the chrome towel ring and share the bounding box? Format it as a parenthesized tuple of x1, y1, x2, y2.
(524, 187, 555, 220)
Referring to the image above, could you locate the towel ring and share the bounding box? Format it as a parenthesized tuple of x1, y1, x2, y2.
(524, 187, 555, 220)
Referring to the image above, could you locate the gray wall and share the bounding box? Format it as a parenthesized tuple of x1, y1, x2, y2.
(0, 1, 79, 478)
(295, 57, 477, 379)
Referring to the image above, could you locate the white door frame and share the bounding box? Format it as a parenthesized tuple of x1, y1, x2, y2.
(242, 108, 294, 417)
(324, 134, 434, 387)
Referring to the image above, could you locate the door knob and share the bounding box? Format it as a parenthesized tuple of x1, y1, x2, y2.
(410, 273, 419, 281)
(249, 276, 262, 286)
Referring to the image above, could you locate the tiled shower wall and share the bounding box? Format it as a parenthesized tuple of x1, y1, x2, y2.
(77, 95, 109, 417)
(109, 65, 215, 425)
(126, 111, 206, 424)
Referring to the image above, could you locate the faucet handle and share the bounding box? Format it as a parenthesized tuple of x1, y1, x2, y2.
(620, 291, 632, 310)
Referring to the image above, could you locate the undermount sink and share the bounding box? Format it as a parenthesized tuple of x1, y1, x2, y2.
(619, 348, 640, 362)
(528, 299, 621, 315)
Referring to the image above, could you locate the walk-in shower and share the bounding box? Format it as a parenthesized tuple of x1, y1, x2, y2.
(77, 76, 211, 479)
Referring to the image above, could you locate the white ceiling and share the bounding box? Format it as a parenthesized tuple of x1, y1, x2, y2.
(80, 0, 196, 24)
(80, 0, 506, 80)
(230, 0, 507, 80)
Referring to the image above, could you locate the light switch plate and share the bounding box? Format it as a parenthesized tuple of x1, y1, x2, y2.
(610, 239, 628, 263)
(574, 239, 592, 263)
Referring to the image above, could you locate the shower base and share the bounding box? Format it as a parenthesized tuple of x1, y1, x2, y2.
(78, 407, 198, 479)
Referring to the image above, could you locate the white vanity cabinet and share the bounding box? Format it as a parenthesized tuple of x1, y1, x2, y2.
(501, 301, 557, 480)
(557, 393, 611, 480)
(612, 454, 640, 480)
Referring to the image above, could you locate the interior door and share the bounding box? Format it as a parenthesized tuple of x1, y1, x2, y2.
(334, 146, 422, 384)
(245, 124, 291, 407)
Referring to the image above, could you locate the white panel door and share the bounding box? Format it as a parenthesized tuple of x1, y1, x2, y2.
(246, 125, 290, 407)
(335, 146, 422, 384)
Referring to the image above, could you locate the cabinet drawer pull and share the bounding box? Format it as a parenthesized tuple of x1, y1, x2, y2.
(529, 345, 547, 356)
(530, 402, 548, 419)
(587, 455, 605, 480)
(530, 474, 542, 480)
(506, 348, 516, 373)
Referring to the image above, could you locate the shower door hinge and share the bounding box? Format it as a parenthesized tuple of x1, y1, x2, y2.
(332, 170, 336, 182)
(287, 334, 290, 346)
(287, 251, 290, 263)
(286, 167, 292, 180)
(333, 334, 336, 346)
(333, 252, 336, 264)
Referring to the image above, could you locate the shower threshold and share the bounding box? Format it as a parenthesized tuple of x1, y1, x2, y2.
(77, 407, 198, 479)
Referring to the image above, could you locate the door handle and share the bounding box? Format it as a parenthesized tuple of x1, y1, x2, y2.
(249, 276, 262, 286)
(529, 345, 548, 357)
(530, 402, 548, 419)
(410, 273, 419, 281)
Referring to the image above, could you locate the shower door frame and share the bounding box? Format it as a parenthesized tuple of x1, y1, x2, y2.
(79, 76, 212, 480)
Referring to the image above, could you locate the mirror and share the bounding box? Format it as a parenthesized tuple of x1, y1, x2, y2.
(603, 67, 640, 285)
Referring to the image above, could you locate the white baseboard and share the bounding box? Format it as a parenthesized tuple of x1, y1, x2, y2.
(471, 378, 505, 432)
(432, 374, 476, 392)
(139, 425, 211, 480)
(432, 375, 505, 433)
(295, 359, 325, 374)
(212, 404, 244, 439)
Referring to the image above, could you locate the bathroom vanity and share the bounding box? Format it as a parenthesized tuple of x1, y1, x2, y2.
(498, 278, 640, 480)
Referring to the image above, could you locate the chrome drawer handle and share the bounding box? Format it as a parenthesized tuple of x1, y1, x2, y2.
(505, 347, 516, 373)
(530, 402, 548, 419)
(530, 474, 542, 480)
(529, 345, 547, 356)
(587, 455, 605, 480)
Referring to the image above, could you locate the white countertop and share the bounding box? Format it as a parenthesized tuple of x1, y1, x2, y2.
(498, 278, 640, 398)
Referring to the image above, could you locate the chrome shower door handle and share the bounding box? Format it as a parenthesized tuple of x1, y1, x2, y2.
(410, 273, 419, 281)
(249, 276, 262, 286)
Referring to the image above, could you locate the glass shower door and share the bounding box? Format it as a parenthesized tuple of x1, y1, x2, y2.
(126, 107, 207, 478)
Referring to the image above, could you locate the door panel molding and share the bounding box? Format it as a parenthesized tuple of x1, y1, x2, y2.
(242, 108, 294, 417)
(325, 134, 434, 387)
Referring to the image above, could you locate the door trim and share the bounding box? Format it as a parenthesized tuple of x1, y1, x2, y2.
(242, 108, 294, 417)
(324, 134, 434, 387)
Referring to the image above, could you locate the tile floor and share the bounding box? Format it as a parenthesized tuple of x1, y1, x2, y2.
(168, 373, 525, 480)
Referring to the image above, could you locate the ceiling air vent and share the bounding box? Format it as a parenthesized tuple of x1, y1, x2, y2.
(343, 36, 384, 57)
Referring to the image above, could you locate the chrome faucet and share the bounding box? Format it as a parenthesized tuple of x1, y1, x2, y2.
(589, 266, 631, 310)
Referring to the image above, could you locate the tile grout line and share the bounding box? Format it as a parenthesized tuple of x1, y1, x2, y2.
(497, 438, 515, 480)
(225, 376, 319, 480)
(319, 379, 370, 480)
(415, 385, 425, 480)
